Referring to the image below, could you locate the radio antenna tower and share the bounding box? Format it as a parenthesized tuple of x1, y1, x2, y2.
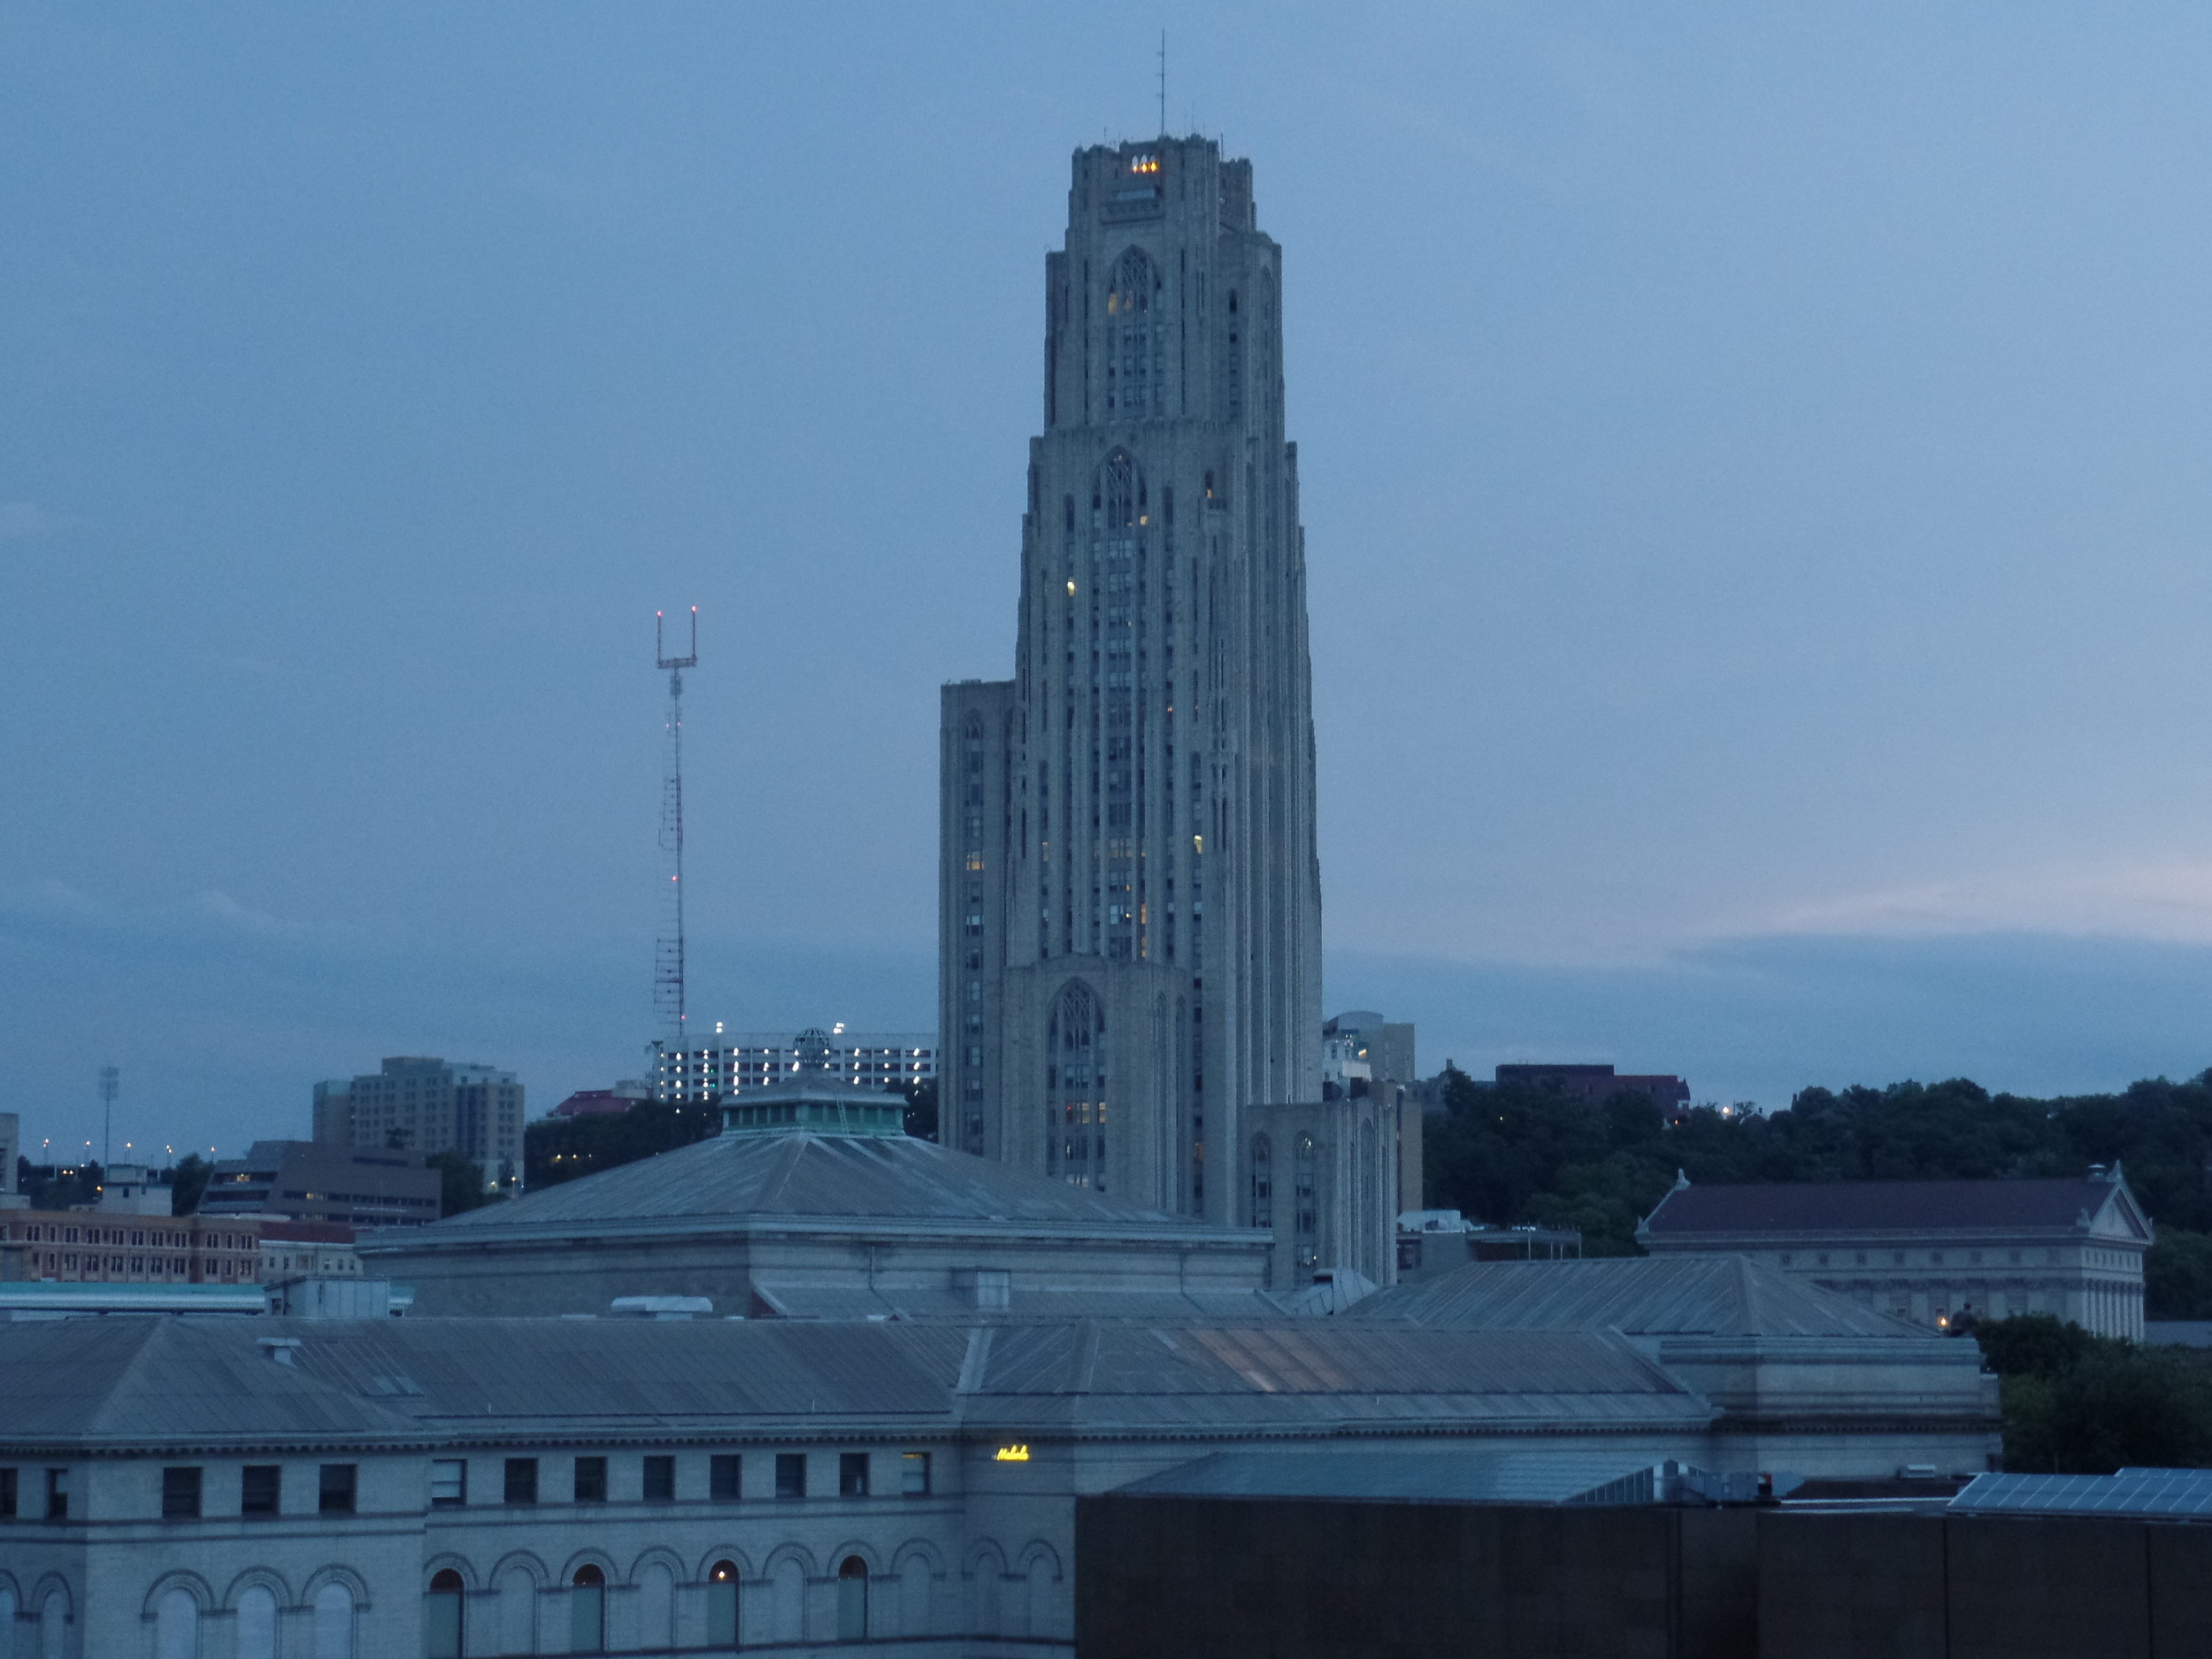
(654, 608, 698, 1062)
(97, 1065, 119, 1168)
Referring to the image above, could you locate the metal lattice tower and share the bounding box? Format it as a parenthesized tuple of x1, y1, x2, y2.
(654, 609, 698, 1066)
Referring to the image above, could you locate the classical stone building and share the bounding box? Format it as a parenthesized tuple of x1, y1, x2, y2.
(365, 1080, 1279, 1320)
(940, 134, 1325, 1229)
(0, 1248, 1994, 1659)
(1638, 1167, 2152, 1338)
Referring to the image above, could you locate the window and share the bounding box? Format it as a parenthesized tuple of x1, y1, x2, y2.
(1250, 1134, 1272, 1228)
(776, 1452, 807, 1498)
(837, 1556, 870, 1640)
(643, 1455, 675, 1502)
(45, 1467, 67, 1520)
(902, 1452, 932, 1495)
(0, 1466, 15, 1519)
(707, 1561, 741, 1648)
(1294, 1135, 1319, 1268)
(840, 1452, 870, 1497)
(236, 1585, 278, 1659)
(312, 1581, 355, 1659)
(570, 1565, 606, 1654)
(242, 1464, 280, 1516)
(163, 1464, 204, 1519)
(318, 1463, 357, 1515)
(1047, 980, 1108, 1190)
(426, 1570, 465, 1659)
(711, 1454, 741, 1501)
(155, 1586, 199, 1659)
(573, 1455, 607, 1503)
(430, 1459, 466, 1508)
(504, 1457, 538, 1504)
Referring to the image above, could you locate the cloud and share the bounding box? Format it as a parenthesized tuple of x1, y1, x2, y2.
(0, 501, 64, 541)
(1717, 858, 2212, 946)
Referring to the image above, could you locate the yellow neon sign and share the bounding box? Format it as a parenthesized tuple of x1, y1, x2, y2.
(994, 1444, 1031, 1463)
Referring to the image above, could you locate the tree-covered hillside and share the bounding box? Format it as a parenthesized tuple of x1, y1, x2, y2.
(1424, 1067, 2212, 1312)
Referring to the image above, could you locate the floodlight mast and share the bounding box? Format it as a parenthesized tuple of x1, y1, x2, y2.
(654, 608, 698, 1081)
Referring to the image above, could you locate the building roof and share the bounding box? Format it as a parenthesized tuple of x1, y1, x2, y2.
(1348, 1254, 1924, 1340)
(1951, 1469, 2212, 1520)
(385, 1125, 1227, 1247)
(1639, 1171, 2150, 1241)
(1112, 1448, 1673, 1505)
(955, 1320, 1715, 1434)
(0, 1317, 424, 1450)
(0, 1314, 1713, 1451)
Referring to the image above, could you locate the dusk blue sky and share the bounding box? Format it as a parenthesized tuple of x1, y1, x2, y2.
(10, 5, 2212, 1163)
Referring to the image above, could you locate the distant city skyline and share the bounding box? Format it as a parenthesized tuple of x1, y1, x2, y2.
(12, 6, 2212, 1157)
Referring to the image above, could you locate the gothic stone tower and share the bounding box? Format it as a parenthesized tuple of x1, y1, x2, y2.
(940, 136, 1323, 1222)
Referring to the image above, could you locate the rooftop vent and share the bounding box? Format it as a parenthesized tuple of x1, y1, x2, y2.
(609, 1296, 713, 1320)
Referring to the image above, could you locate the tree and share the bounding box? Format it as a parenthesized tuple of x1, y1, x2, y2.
(897, 1079, 939, 1142)
(523, 1100, 718, 1190)
(168, 1154, 211, 1217)
(2147, 1228, 2212, 1320)
(1975, 1313, 2212, 1471)
(425, 1150, 494, 1217)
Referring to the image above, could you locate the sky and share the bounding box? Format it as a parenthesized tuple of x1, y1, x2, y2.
(10, 4, 2212, 1163)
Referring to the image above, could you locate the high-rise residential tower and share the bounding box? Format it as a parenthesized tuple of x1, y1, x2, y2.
(941, 136, 1323, 1221)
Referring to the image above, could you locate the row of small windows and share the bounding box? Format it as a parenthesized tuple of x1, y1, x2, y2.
(0, 1452, 929, 1523)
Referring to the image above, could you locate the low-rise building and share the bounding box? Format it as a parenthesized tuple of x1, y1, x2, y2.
(257, 1220, 362, 1283)
(0, 1248, 1995, 1659)
(1637, 1165, 2152, 1338)
(201, 1141, 442, 1228)
(0, 1210, 261, 1287)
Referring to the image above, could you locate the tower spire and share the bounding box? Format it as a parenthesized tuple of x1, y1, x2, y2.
(653, 607, 698, 1070)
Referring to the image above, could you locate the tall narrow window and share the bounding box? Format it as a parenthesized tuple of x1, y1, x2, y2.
(710, 1454, 741, 1501)
(504, 1457, 538, 1505)
(643, 1455, 675, 1502)
(1046, 982, 1107, 1189)
(1250, 1135, 1272, 1228)
(1106, 248, 1162, 416)
(1294, 1134, 1319, 1270)
(707, 1562, 741, 1649)
(426, 1570, 465, 1659)
(569, 1566, 606, 1655)
(572, 1455, 607, 1503)
(837, 1557, 870, 1642)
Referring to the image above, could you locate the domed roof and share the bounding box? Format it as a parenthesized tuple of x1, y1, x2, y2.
(399, 1119, 1194, 1244)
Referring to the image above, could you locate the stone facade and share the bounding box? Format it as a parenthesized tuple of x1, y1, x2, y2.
(1638, 1169, 2152, 1339)
(941, 136, 1325, 1226)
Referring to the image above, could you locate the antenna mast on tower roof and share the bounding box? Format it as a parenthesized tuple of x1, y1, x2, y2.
(654, 608, 698, 1070)
(1157, 30, 1167, 136)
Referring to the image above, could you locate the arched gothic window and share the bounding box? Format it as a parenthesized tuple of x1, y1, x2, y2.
(1047, 982, 1107, 1189)
(1250, 1134, 1272, 1229)
(838, 1557, 871, 1642)
(1106, 248, 1163, 417)
(707, 1562, 741, 1650)
(427, 1570, 465, 1659)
